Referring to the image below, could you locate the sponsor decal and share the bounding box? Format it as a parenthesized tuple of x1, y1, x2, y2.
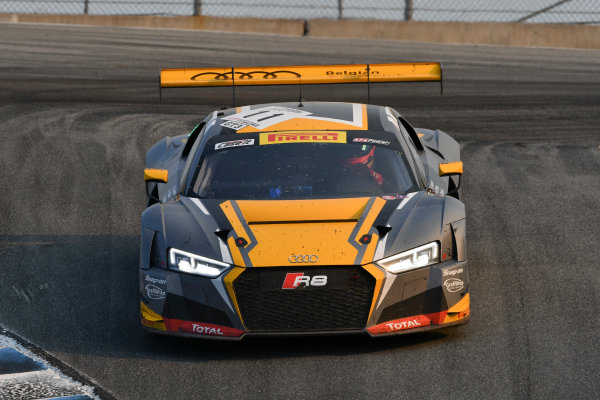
(443, 267, 463, 277)
(191, 70, 301, 82)
(288, 254, 318, 263)
(260, 131, 346, 145)
(143, 273, 167, 300)
(282, 273, 328, 289)
(144, 275, 166, 285)
(193, 324, 223, 336)
(145, 284, 166, 300)
(368, 315, 431, 334)
(381, 194, 408, 200)
(444, 278, 465, 293)
(326, 69, 380, 76)
(163, 318, 245, 337)
(387, 319, 422, 330)
(214, 138, 254, 150)
(353, 138, 390, 146)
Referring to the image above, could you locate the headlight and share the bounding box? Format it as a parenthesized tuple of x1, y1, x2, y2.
(376, 242, 439, 274)
(168, 248, 231, 278)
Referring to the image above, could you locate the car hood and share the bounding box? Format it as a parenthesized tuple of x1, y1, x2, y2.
(154, 193, 451, 267)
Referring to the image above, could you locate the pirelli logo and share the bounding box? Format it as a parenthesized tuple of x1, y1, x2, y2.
(259, 131, 346, 145)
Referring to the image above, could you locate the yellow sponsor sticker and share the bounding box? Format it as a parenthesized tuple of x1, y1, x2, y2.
(259, 131, 346, 145)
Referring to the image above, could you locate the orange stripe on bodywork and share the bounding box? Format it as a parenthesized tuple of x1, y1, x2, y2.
(443, 293, 470, 323)
(220, 200, 250, 267)
(220, 201, 248, 237)
(360, 103, 368, 129)
(362, 263, 385, 321)
(226, 236, 246, 267)
(354, 197, 386, 246)
(360, 232, 379, 265)
(448, 293, 470, 313)
(236, 197, 369, 223)
(140, 301, 166, 330)
(223, 266, 246, 327)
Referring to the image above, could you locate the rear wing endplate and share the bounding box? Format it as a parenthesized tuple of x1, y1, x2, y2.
(159, 62, 443, 103)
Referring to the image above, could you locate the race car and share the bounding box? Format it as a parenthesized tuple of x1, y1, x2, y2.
(140, 63, 469, 339)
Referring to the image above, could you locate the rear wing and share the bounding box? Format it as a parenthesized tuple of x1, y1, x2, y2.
(159, 62, 443, 102)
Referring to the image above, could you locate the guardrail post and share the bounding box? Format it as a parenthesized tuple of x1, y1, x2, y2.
(338, 0, 343, 20)
(193, 0, 202, 16)
(405, 0, 413, 21)
(84, 0, 89, 15)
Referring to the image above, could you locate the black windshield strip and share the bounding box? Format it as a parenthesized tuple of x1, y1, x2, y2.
(205, 130, 403, 153)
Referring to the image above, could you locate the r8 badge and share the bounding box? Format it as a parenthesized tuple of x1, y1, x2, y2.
(282, 273, 327, 289)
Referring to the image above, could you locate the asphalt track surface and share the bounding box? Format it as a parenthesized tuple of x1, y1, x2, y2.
(1, 23, 599, 399)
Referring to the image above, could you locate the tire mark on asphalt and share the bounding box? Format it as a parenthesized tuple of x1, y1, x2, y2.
(462, 140, 533, 399)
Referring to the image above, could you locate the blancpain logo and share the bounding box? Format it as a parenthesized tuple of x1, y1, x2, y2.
(145, 284, 166, 299)
(386, 319, 422, 331)
(444, 278, 465, 293)
(443, 268, 463, 277)
(192, 324, 223, 336)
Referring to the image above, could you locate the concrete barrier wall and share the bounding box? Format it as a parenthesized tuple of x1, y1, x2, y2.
(0, 14, 306, 36)
(309, 19, 600, 49)
(1, 13, 599, 49)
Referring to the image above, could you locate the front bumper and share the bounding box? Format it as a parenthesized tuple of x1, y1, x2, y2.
(140, 260, 470, 340)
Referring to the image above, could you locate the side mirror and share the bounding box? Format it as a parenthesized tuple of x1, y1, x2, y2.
(439, 161, 463, 196)
(144, 168, 168, 183)
(144, 168, 168, 204)
(439, 161, 463, 177)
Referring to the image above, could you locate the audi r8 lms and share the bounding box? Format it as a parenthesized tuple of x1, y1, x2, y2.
(140, 63, 469, 339)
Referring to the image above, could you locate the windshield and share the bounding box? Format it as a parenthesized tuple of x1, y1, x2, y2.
(190, 138, 418, 200)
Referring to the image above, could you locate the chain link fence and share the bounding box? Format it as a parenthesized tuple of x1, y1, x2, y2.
(1, 0, 598, 24)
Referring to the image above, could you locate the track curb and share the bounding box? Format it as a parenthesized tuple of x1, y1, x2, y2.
(0, 327, 116, 400)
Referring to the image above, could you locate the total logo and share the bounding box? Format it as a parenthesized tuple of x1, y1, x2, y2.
(163, 319, 245, 337)
(367, 315, 431, 335)
(386, 319, 422, 331)
(192, 323, 223, 336)
(282, 273, 327, 289)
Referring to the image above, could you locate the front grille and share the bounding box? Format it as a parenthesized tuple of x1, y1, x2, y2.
(233, 266, 375, 332)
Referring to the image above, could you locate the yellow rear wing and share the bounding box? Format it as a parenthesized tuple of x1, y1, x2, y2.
(159, 62, 443, 102)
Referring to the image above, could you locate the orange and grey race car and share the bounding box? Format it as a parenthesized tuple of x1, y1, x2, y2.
(140, 63, 469, 339)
